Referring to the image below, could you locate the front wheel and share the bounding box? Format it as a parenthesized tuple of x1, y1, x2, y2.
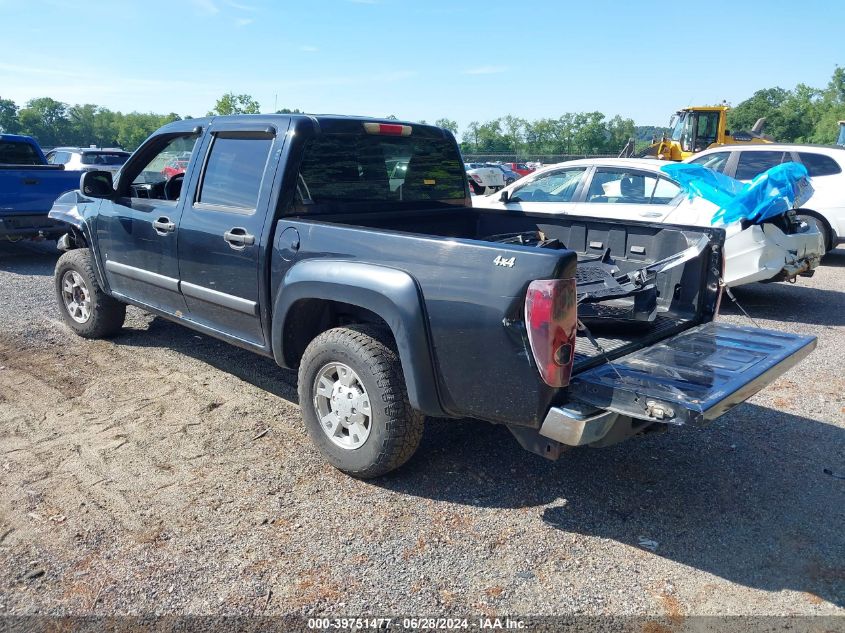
(297, 325, 424, 478)
(54, 249, 126, 338)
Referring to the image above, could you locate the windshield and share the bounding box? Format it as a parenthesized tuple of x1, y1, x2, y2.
(669, 114, 684, 142)
(294, 131, 466, 210)
(0, 140, 43, 165)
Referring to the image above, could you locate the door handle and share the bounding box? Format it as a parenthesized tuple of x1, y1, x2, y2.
(223, 227, 255, 249)
(152, 216, 176, 234)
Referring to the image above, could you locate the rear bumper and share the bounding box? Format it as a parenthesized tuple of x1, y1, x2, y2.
(0, 214, 67, 239)
(724, 223, 824, 286)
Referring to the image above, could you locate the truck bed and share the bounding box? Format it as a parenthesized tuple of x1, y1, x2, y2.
(307, 206, 720, 374)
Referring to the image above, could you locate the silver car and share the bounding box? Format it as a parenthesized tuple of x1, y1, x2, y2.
(45, 147, 130, 176)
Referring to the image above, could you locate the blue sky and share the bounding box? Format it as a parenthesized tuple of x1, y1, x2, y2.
(1, 0, 843, 139)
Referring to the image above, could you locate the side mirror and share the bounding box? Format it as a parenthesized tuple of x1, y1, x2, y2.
(80, 170, 114, 199)
(499, 189, 510, 203)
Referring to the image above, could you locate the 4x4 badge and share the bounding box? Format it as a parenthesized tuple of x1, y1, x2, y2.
(493, 255, 515, 268)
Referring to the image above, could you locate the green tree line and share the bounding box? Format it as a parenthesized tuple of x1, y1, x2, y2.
(727, 67, 845, 144)
(2, 68, 843, 152)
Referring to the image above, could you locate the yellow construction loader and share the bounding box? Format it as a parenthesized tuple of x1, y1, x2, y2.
(631, 105, 772, 161)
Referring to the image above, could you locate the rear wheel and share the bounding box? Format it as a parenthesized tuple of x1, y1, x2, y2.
(796, 212, 833, 252)
(54, 249, 126, 338)
(298, 325, 424, 478)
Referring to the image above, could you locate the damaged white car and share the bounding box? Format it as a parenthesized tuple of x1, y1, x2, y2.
(474, 158, 824, 286)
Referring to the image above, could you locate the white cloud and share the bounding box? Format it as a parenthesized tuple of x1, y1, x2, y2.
(300, 45, 319, 52)
(463, 65, 509, 75)
(224, 0, 256, 9)
(190, 0, 220, 15)
(236, 17, 254, 26)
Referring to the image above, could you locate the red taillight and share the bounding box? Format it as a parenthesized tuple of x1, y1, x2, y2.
(363, 122, 412, 136)
(525, 278, 578, 387)
(470, 173, 483, 183)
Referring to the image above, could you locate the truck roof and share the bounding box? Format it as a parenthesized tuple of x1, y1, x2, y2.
(0, 133, 39, 144)
(156, 114, 451, 137)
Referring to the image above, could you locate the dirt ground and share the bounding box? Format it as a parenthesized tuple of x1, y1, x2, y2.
(0, 241, 843, 620)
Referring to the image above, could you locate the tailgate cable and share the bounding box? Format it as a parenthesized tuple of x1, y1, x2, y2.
(576, 319, 648, 414)
(576, 319, 625, 382)
(718, 278, 762, 329)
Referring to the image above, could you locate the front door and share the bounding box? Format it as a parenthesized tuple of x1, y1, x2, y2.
(97, 133, 201, 314)
(176, 123, 280, 347)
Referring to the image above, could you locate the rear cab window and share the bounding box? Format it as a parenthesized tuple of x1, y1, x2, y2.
(797, 152, 842, 177)
(0, 140, 43, 165)
(292, 124, 466, 212)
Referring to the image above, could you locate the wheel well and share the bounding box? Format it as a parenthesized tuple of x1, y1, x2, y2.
(58, 227, 89, 250)
(282, 299, 393, 368)
(794, 208, 833, 251)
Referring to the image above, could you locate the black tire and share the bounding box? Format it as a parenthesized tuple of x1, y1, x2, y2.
(469, 180, 484, 195)
(796, 211, 833, 253)
(297, 325, 424, 478)
(54, 249, 126, 338)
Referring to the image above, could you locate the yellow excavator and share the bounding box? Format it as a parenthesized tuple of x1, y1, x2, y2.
(629, 105, 772, 161)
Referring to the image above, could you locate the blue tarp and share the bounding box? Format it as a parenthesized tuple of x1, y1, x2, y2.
(660, 161, 813, 225)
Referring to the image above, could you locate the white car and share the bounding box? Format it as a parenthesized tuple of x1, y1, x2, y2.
(686, 144, 845, 252)
(464, 162, 505, 195)
(473, 158, 824, 287)
(46, 147, 130, 176)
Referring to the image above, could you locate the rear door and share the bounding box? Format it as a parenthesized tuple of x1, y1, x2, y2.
(570, 166, 682, 223)
(176, 121, 282, 347)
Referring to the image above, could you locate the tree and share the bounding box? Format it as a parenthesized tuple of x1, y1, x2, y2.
(208, 92, 260, 116)
(0, 98, 20, 134)
(276, 107, 303, 114)
(18, 97, 70, 146)
(434, 117, 458, 136)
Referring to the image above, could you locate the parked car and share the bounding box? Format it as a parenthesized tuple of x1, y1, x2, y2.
(0, 134, 82, 239)
(490, 163, 520, 185)
(464, 162, 505, 194)
(504, 162, 535, 178)
(474, 157, 824, 287)
(686, 144, 845, 252)
(49, 115, 815, 478)
(161, 153, 191, 179)
(46, 147, 130, 176)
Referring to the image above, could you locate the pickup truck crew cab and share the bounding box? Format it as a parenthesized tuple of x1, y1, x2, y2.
(49, 115, 816, 478)
(0, 134, 81, 239)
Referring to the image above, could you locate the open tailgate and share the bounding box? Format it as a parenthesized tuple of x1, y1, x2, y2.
(568, 322, 816, 425)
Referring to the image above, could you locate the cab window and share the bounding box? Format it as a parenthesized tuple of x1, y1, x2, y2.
(585, 168, 679, 204)
(127, 134, 200, 200)
(197, 134, 274, 210)
(509, 168, 586, 203)
(735, 151, 788, 180)
(688, 151, 730, 173)
(797, 152, 842, 177)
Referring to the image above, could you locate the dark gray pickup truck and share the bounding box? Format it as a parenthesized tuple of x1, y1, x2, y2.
(49, 115, 816, 477)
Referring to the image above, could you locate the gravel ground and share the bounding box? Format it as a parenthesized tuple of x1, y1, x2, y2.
(0, 240, 842, 619)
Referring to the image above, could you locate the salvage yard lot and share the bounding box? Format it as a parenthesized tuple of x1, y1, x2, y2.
(0, 242, 843, 617)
